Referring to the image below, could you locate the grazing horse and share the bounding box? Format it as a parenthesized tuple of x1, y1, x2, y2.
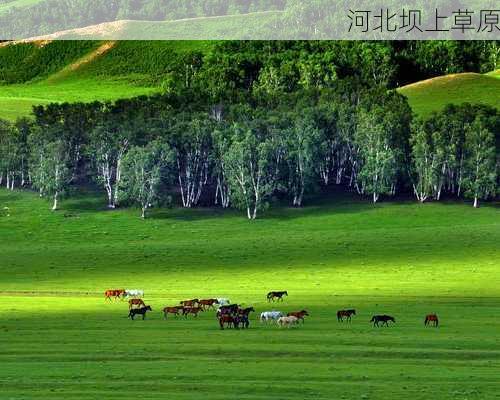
(267, 291, 288, 302)
(180, 299, 199, 307)
(260, 311, 283, 323)
(105, 289, 125, 300)
(277, 315, 299, 328)
(199, 299, 219, 310)
(216, 298, 231, 306)
(370, 315, 396, 327)
(182, 306, 203, 318)
(128, 306, 152, 320)
(216, 304, 239, 318)
(238, 307, 255, 316)
(163, 306, 183, 319)
(238, 315, 250, 329)
(124, 289, 144, 298)
(128, 298, 146, 309)
(219, 315, 238, 330)
(425, 314, 439, 327)
(337, 309, 356, 322)
(287, 310, 309, 323)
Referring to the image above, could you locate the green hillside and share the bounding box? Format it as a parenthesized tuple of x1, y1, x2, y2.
(398, 71, 500, 118)
(0, 40, 214, 120)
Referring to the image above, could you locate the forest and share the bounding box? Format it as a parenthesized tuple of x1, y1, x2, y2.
(0, 40, 498, 218)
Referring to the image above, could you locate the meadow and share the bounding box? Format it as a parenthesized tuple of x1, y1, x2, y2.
(398, 72, 500, 118)
(0, 188, 499, 399)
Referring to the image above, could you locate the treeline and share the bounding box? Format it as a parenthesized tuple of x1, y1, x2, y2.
(1, 40, 498, 90)
(0, 87, 498, 218)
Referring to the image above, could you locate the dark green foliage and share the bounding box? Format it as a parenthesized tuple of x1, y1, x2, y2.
(0, 41, 100, 83)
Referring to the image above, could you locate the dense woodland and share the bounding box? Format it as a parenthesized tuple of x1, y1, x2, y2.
(0, 40, 498, 86)
(0, 40, 498, 218)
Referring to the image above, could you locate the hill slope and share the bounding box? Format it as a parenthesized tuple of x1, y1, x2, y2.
(398, 71, 500, 118)
(0, 39, 214, 120)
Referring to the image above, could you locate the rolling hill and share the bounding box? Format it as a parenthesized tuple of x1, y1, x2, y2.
(0, 36, 499, 121)
(0, 39, 214, 120)
(398, 71, 500, 118)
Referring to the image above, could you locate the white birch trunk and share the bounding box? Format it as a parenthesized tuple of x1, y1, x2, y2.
(52, 192, 58, 211)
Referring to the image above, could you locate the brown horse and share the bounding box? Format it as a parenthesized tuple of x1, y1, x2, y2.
(425, 314, 439, 327)
(105, 289, 125, 300)
(163, 306, 183, 319)
(267, 291, 288, 302)
(180, 299, 199, 307)
(219, 315, 239, 330)
(182, 306, 203, 317)
(199, 299, 219, 310)
(337, 309, 356, 322)
(128, 298, 146, 309)
(287, 310, 309, 323)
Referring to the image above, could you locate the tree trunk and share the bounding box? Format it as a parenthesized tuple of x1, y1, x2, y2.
(473, 197, 479, 208)
(52, 192, 58, 211)
(141, 207, 146, 219)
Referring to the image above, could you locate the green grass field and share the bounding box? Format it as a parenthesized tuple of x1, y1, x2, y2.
(0, 40, 215, 121)
(398, 71, 500, 118)
(0, 78, 158, 120)
(1, 188, 499, 399)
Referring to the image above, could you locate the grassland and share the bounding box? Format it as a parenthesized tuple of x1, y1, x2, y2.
(0, 40, 214, 120)
(398, 71, 500, 118)
(35, 11, 283, 40)
(0, 188, 499, 399)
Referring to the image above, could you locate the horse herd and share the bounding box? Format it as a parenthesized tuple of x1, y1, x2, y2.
(105, 289, 440, 329)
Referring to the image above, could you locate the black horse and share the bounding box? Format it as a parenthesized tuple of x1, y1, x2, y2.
(370, 315, 395, 327)
(219, 314, 250, 330)
(267, 291, 288, 302)
(216, 304, 239, 318)
(128, 305, 152, 320)
(337, 309, 356, 322)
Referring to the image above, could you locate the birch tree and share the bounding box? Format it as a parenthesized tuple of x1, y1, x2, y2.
(462, 118, 497, 208)
(283, 117, 319, 207)
(212, 125, 231, 208)
(171, 116, 212, 208)
(355, 109, 398, 203)
(30, 140, 70, 211)
(0, 121, 19, 190)
(119, 140, 172, 218)
(88, 120, 131, 208)
(223, 123, 276, 220)
(410, 124, 439, 203)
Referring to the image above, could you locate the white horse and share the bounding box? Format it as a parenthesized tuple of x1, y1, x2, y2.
(277, 316, 299, 328)
(260, 311, 283, 323)
(216, 298, 230, 306)
(124, 289, 144, 298)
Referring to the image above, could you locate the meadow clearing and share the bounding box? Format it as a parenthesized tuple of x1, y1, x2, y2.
(0, 188, 499, 399)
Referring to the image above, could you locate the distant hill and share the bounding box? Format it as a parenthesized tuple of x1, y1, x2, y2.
(0, 35, 498, 122)
(0, 40, 214, 120)
(398, 71, 500, 118)
(25, 11, 282, 40)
